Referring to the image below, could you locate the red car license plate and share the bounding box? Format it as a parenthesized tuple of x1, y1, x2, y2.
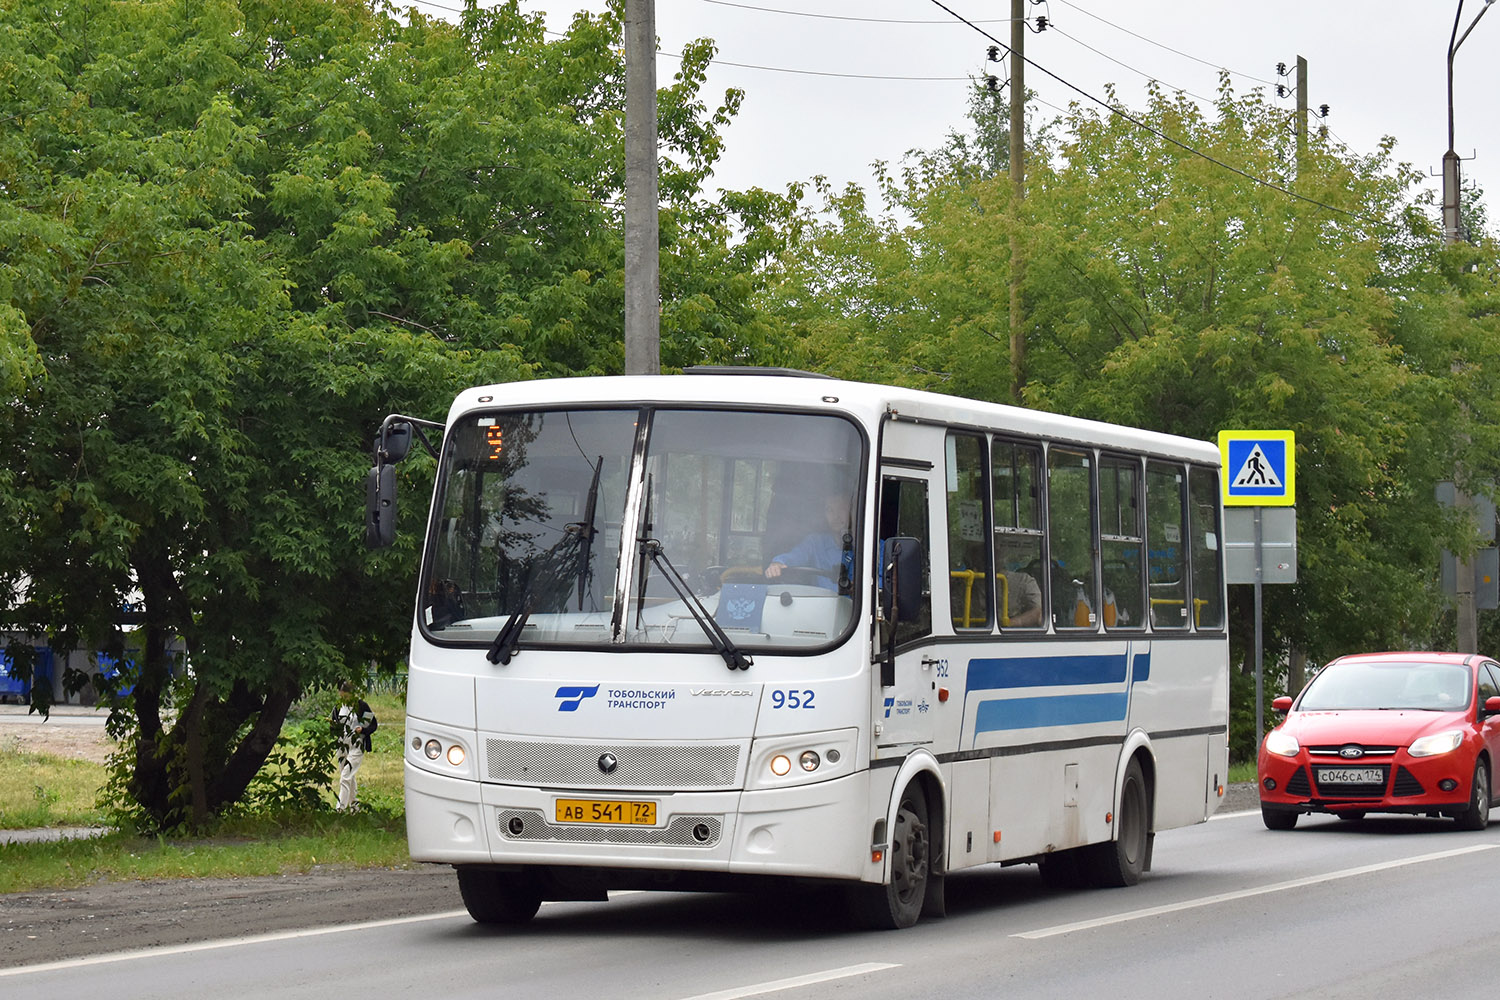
(1316, 767, 1383, 784)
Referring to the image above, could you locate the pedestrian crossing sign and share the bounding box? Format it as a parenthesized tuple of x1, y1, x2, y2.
(1218, 430, 1295, 506)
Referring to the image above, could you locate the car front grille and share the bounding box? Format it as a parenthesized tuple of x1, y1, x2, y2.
(1392, 765, 1425, 797)
(1307, 744, 1398, 758)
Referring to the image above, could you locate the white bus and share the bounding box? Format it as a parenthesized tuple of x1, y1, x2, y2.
(367, 369, 1229, 929)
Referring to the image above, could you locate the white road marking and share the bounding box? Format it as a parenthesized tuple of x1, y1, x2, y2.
(0, 909, 470, 978)
(1015, 843, 1498, 939)
(676, 963, 900, 1000)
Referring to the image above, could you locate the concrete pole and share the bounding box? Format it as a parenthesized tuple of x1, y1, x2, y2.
(1294, 56, 1307, 171)
(1007, 0, 1025, 404)
(1446, 1, 1490, 654)
(624, 0, 660, 375)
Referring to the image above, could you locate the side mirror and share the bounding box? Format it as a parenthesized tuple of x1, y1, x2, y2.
(380, 420, 414, 464)
(365, 464, 397, 549)
(1485, 696, 1500, 715)
(880, 537, 923, 623)
(1271, 696, 1293, 713)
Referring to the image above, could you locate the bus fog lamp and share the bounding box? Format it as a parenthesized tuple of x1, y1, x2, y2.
(770, 754, 792, 776)
(799, 750, 821, 772)
(446, 744, 466, 766)
(424, 739, 442, 760)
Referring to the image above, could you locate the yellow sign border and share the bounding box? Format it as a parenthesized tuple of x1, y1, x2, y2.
(1218, 430, 1295, 507)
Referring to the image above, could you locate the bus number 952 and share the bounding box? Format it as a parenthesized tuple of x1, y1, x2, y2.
(771, 689, 815, 709)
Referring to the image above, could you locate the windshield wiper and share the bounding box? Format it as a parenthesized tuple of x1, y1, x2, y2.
(565, 456, 603, 611)
(486, 606, 532, 665)
(641, 539, 752, 671)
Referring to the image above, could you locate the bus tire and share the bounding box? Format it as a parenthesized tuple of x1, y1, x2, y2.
(456, 867, 543, 925)
(847, 782, 930, 929)
(1085, 758, 1149, 888)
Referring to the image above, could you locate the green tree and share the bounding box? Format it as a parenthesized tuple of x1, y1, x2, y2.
(761, 78, 1500, 681)
(0, 0, 763, 828)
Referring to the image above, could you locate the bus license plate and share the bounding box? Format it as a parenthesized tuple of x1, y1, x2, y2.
(555, 799, 657, 825)
(1316, 767, 1383, 785)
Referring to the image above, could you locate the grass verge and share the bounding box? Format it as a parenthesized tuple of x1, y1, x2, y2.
(0, 811, 411, 894)
(1, 690, 414, 894)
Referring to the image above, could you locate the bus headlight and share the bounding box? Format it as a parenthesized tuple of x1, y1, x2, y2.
(446, 744, 466, 766)
(424, 739, 442, 759)
(749, 729, 858, 789)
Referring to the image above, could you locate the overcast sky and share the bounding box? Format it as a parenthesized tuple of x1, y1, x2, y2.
(449, 1, 1500, 220)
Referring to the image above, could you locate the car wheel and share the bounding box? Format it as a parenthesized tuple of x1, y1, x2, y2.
(1261, 806, 1298, 831)
(1454, 759, 1491, 832)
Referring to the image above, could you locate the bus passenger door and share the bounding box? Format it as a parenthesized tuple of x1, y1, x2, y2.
(874, 472, 937, 755)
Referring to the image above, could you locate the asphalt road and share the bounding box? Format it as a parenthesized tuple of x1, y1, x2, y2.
(5, 802, 1498, 1000)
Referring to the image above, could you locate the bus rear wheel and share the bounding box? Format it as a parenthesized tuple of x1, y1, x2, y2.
(456, 867, 543, 925)
(1084, 758, 1150, 887)
(848, 782, 930, 929)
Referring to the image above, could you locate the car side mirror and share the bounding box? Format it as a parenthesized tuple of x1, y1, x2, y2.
(1271, 696, 1293, 713)
(1486, 696, 1500, 716)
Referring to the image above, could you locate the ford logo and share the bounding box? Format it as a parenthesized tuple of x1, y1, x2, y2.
(1339, 746, 1364, 759)
(598, 753, 618, 774)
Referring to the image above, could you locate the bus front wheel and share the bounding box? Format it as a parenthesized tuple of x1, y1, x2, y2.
(847, 782, 930, 930)
(456, 867, 543, 925)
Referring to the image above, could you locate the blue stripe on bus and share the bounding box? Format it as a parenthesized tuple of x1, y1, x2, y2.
(1132, 651, 1150, 683)
(974, 692, 1129, 733)
(966, 654, 1128, 690)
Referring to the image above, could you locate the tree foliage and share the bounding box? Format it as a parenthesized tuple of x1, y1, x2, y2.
(762, 78, 1500, 673)
(0, 0, 769, 828)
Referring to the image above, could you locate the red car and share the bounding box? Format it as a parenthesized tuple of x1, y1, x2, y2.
(1258, 651, 1500, 830)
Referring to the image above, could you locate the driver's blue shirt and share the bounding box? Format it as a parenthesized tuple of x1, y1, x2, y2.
(771, 532, 853, 591)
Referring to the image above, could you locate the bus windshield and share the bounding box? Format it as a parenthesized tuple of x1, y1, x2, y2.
(421, 406, 864, 652)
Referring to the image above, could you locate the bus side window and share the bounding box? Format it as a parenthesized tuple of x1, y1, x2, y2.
(946, 432, 991, 630)
(1100, 454, 1145, 629)
(1146, 462, 1189, 629)
(1048, 448, 1096, 630)
(880, 476, 932, 644)
(1189, 467, 1225, 629)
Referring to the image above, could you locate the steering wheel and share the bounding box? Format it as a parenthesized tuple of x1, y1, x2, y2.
(718, 565, 769, 584)
(765, 565, 830, 586)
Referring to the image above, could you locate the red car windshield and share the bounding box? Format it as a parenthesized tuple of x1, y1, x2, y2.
(1299, 660, 1472, 712)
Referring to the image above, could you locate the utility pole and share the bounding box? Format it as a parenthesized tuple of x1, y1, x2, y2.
(624, 0, 660, 375)
(1294, 55, 1307, 170)
(1445, 0, 1493, 654)
(1007, 0, 1025, 404)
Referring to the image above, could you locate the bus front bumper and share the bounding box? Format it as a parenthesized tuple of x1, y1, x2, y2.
(405, 760, 871, 880)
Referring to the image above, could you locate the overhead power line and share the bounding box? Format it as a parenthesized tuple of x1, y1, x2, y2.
(1052, 0, 1277, 87)
(925, 0, 1362, 221)
(698, 0, 1016, 24)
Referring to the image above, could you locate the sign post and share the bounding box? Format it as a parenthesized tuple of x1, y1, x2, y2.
(1219, 431, 1297, 742)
